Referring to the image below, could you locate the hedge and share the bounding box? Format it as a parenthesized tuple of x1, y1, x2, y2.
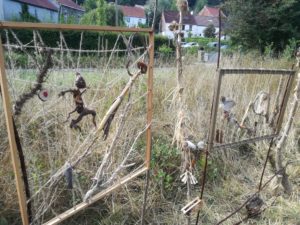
(1, 29, 172, 52)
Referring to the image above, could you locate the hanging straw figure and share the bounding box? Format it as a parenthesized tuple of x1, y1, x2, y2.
(252, 91, 270, 123)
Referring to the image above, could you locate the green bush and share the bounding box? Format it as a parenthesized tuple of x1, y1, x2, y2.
(158, 44, 172, 55)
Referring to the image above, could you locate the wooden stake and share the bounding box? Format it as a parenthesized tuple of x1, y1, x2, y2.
(146, 32, 154, 168)
(0, 38, 29, 225)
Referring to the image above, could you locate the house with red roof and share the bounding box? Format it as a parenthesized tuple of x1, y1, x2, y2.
(160, 10, 222, 39)
(0, 0, 59, 23)
(55, 0, 85, 23)
(198, 5, 226, 18)
(120, 5, 146, 27)
(0, 0, 84, 23)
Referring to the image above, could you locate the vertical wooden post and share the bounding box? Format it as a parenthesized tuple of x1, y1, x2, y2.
(200, 69, 223, 199)
(0, 39, 29, 225)
(145, 31, 154, 169)
(274, 73, 296, 133)
(141, 30, 154, 225)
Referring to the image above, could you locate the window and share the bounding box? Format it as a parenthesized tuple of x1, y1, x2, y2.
(182, 25, 185, 30)
(126, 17, 130, 23)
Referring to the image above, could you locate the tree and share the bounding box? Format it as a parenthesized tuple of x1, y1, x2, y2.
(19, 4, 39, 22)
(207, 0, 223, 6)
(145, 0, 177, 30)
(83, 0, 97, 11)
(81, 0, 107, 25)
(72, 0, 85, 4)
(194, 0, 207, 13)
(106, 4, 125, 26)
(204, 23, 216, 38)
(224, 0, 300, 53)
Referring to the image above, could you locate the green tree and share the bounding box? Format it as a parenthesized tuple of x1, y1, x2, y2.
(224, 0, 300, 53)
(204, 23, 216, 38)
(207, 0, 223, 6)
(83, 0, 97, 12)
(81, 0, 107, 25)
(194, 0, 207, 13)
(145, 0, 177, 30)
(19, 4, 39, 22)
(106, 4, 125, 26)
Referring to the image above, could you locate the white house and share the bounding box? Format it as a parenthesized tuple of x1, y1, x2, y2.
(0, 0, 59, 23)
(160, 11, 221, 39)
(120, 5, 146, 27)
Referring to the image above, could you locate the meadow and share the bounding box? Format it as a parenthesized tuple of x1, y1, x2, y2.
(0, 52, 299, 225)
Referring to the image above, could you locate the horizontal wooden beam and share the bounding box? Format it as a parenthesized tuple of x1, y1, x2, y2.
(43, 166, 148, 225)
(221, 68, 296, 76)
(0, 21, 153, 33)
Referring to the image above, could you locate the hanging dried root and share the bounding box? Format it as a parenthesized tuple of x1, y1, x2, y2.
(14, 49, 53, 116)
(59, 88, 96, 131)
(126, 60, 148, 76)
(102, 103, 121, 140)
(245, 194, 264, 218)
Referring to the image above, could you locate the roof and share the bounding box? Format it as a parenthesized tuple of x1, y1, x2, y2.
(121, 5, 146, 18)
(57, 0, 84, 11)
(15, 0, 58, 11)
(163, 11, 197, 25)
(194, 16, 219, 27)
(198, 6, 226, 17)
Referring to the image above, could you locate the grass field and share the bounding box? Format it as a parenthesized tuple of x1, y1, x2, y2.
(0, 53, 299, 225)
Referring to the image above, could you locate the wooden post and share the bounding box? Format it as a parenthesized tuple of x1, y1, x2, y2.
(274, 73, 296, 133)
(200, 69, 223, 199)
(0, 39, 29, 225)
(145, 31, 154, 169)
(141, 32, 154, 225)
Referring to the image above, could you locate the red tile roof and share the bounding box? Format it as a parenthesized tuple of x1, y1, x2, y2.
(121, 5, 146, 18)
(194, 16, 219, 27)
(198, 6, 225, 17)
(57, 0, 84, 11)
(163, 11, 197, 25)
(16, 0, 58, 11)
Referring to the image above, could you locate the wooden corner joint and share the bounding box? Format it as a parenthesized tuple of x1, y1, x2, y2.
(181, 197, 203, 215)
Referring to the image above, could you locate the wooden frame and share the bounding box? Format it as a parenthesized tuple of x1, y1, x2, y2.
(207, 68, 296, 154)
(0, 22, 154, 225)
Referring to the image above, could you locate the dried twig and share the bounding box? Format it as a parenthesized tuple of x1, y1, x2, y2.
(14, 49, 53, 116)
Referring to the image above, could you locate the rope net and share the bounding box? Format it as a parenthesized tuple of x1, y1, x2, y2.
(1, 28, 150, 224)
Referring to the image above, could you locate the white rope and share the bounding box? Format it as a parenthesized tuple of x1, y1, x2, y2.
(3, 44, 144, 53)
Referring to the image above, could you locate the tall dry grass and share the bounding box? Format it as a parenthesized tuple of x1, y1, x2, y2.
(0, 53, 299, 225)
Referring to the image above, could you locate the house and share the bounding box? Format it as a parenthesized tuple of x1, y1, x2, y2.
(120, 5, 146, 27)
(0, 0, 59, 23)
(160, 11, 221, 39)
(198, 5, 226, 18)
(55, 0, 84, 23)
(194, 15, 220, 37)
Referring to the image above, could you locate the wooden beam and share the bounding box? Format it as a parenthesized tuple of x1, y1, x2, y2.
(145, 32, 154, 169)
(275, 73, 296, 133)
(0, 21, 152, 33)
(43, 167, 148, 225)
(0, 39, 29, 224)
